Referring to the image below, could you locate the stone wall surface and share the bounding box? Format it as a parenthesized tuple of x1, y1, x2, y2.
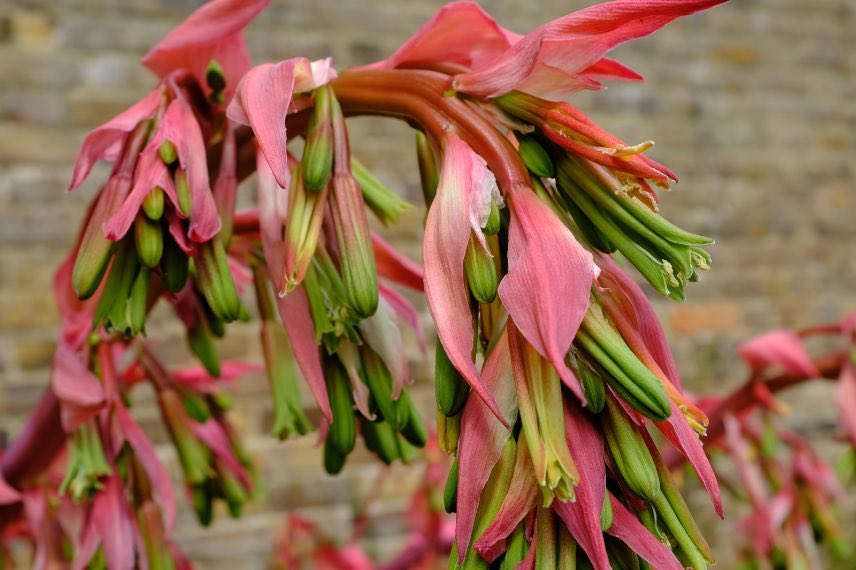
(0, 0, 854, 568)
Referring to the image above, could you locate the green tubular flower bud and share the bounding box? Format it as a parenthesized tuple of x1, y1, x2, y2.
(558, 189, 615, 253)
(302, 85, 335, 192)
(194, 236, 241, 323)
(326, 359, 357, 455)
(330, 172, 379, 319)
(72, 199, 116, 300)
(415, 130, 439, 205)
(181, 391, 211, 423)
(142, 186, 165, 221)
(93, 239, 135, 329)
(126, 265, 150, 335)
(573, 353, 606, 414)
(161, 234, 189, 293)
(159, 389, 211, 487)
(435, 341, 470, 416)
(323, 439, 347, 475)
(600, 494, 613, 531)
(134, 214, 163, 268)
(576, 309, 671, 421)
(499, 524, 528, 570)
(602, 395, 660, 501)
(444, 456, 459, 513)
(351, 157, 413, 225)
(175, 169, 191, 217)
(361, 418, 399, 464)
(483, 199, 502, 235)
(650, 447, 714, 567)
(188, 317, 221, 377)
(518, 135, 555, 178)
(261, 320, 312, 439)
(136, 502, 175, 570)
(396, 434, 420, 464)
(463, 235, 498, 305)
(398, 391, 428, 447)
(650, 491, 708, 570)
(159, 141, 178, 165)
(191, 481, 214, 527)
(219, 467, 248, 518)
(359, 346, 404, 430)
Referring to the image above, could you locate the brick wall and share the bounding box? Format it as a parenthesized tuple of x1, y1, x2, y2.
(1, 0, 854, 568)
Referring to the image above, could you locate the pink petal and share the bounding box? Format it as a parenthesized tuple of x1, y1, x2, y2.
(455, 327, 518, 559)
(738, 330, 820, 378)
(423, 135, 506, 424)
(655, 402, 723, 517)
(355, 1, 514, 72)
(89, 475, 136, 570)
(373, 233, 424, 291)
(276, 285, 333, 422)
(454, 0, 726, 99)
(379, 281, 425, 353)
(114, 402, 176, 532)
(172, 360, 262, 389)
(103, 149, 174, 239)
(68, 87, 161, 192)
(152, 97, 221, 242)
(256, 151, 290, 293)
(581, 57, 643, 82)
(498, 186, 596, 402)
(473, 437, 538, 562)
(51, 344, 106, 432)
(227, 58, 334, 189)
(141, 0, 270, 92)
(553, 400, 610, 570)
(837, 363, 856, 447)
(189, 419, 252, 488)
(606, 494, 683, 570)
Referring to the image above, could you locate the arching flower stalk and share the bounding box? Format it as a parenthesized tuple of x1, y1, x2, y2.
(20, 1, 856, 569)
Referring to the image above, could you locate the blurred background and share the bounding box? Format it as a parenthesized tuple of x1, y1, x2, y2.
(1, 0, 854, 568)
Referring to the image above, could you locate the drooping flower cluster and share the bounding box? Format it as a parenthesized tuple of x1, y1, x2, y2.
(3, 0, 852, 569)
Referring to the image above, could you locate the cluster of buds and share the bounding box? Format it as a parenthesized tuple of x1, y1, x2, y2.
(16, 0, 856, 569)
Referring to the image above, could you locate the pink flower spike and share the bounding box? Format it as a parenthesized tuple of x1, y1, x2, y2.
(606, 494, 683, 570)
(114, 402, 176, 532)
(141, 0, 271, 96)
(498, 185, 596, 402)
(738, 330, 820, 378)
(453, 0, 726, 99)
(68, 87, 161, 192)
(355, 1, 515, 72)
(455, 328, 518, 559)
(553, 400, 610, 570)
(227, 58, 336, 189)
(83, 474, 136, 570)
(275, 285, 333, 422)
(372, 233, 424, 291)
(423, 135, 506, 424)
(51, 344, 106, 432)
(152, 97, 221, 242)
